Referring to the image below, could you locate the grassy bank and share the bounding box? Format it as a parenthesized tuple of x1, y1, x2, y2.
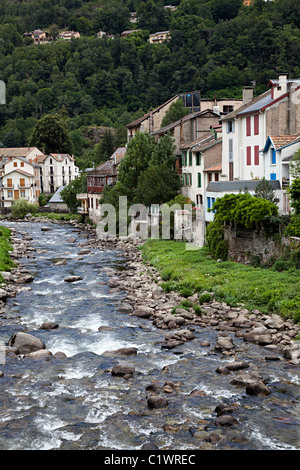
(0, 226, 15, 281)
(37, 212, 83, 222)
(140, 240, 300, 323)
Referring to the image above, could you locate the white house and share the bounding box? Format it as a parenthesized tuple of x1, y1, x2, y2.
(33, 153, 79, 194)
(205, 76, 300, 220)
(0, 157, 41, 207)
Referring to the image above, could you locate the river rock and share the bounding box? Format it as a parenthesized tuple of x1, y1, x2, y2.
(78, 249, 90, 255)
(147, 395, 168, 409)
(243, 332, 273, 345)
(223, 361, 250, 372)
(215, 335, 235, 351)
(132, 306, 153, 318)
(64, 276, 83, 283)
(39, 321, 59, 330)
(246, 381, 271, 396)
(26, 349, 53, 359)
(116, 303, 133, 314)
(102, 347, 138, 357)
(0, 288, 8, 300)
(111, 364, 135, 378)
(8, 332, 46, 355)
(215, 415, 238, 427)
(41, 226, 52, 231)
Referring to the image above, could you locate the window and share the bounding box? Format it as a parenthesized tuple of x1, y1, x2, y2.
(181, 151, 187, 167)
(208, 173, 212, 182)
(254, 145, 259, 166)
(228, 138, 233, 162)
(189, 152, 192, 166)
(7, 178, 12, 188)
(50, 158, 53, 164)
(270, 173, 276, 181)
(7, 190, 12, 198)
(196, 194, 203, 205)
(50, 166, 53, 174)
(246, 116, 251, 136)
(223, 105, 234, 114)
(215, 173, 219, 181)
(271, 149, 276, 165)
(195, 152, 201, 165)
(246, 146, 251, 165)
(20, 190, 25, 198)
(197, 173, 201, 188)
(19, 178, 25, 187)
(207, 197, 211, 210)
(14, 162, 17, 167)
(21, 162, 24, 167)
(226, 120, 234, 133)
(254, 115, 259, 135)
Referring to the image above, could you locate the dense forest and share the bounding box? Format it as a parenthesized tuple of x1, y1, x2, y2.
(0, 0, 299, 168)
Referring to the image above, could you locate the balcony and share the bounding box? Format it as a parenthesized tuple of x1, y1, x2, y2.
(3, 184, 14, 189)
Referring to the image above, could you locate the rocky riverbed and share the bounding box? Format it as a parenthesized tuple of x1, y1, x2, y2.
(0, 217, 299, 450)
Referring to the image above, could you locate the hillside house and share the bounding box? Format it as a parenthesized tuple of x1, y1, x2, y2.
(23, 29, 49, 43)
(58, 31, 80, 40)
(149, 31, 170, 44)
(0, 147, 44, 162)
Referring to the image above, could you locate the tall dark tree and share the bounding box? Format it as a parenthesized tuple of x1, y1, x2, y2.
(28, 113, 74, 154)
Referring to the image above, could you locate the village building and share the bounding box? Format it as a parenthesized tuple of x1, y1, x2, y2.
(149, 31, 170, 44)
(205, 75, 300, 220)
(32, 153, 79, 195)
(0, 157, 41, 207)
(0, 147, 44, 162)
(48, 186, 69, 212)
(58, 31, 80, 40)
(23, 29, 50, 44)
(126, 92, 242, 142)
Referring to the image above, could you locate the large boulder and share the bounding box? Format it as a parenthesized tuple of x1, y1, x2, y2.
(102, 347, 138, 357)
(111, 364, 135, 378)
(147, 395, 168, 409)
(133, 306, 153, 318)
(8, 332, 46, 355)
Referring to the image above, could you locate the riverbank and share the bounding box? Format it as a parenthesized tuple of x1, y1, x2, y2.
(0, 218, 299, 450)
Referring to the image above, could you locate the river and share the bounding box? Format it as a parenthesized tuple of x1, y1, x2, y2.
(0, 220, 299, 451)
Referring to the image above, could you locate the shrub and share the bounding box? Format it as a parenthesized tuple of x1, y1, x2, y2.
(11, 200, 38, 219)
(198, 293, 212, 304)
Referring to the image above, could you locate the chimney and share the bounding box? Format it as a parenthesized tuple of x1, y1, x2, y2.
(272, 74, 288, 100)
(243, 87, 254, 105)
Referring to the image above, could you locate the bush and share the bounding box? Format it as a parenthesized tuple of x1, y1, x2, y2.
(198, 293, 212, 304)
(11, 200, 38, 219)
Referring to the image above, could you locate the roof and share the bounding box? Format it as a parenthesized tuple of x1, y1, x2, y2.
(263, 135, 300, 152)
(204, 163, 222, 172)
(0, 147, 42, 158)
(110, 147, 126, 164)
(152, 109, 221, 136)
(49, 186, 66, 204)
(4, 168, 34, 178)
(49, 153, 75, 161)
(181, 132, 222, 153)
(206, 180, 281, 193)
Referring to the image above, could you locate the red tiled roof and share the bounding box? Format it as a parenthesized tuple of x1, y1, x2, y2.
(270, 135, 300, 150)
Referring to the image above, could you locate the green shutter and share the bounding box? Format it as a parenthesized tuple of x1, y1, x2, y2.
(196, 153, 201, 165)
(198, 173, 201, 187)
(189, 152, 192, 166)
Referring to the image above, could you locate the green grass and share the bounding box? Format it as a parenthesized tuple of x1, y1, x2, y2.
(37, 212, 83, 222)
(140, 240, 300, 323)
(0, 226, 15, 281)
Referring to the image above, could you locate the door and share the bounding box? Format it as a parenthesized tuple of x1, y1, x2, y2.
(14, 190, 19, 200)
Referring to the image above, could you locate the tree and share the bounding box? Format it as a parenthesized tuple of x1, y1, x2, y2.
(254, 177, 278, 204)
(94, 129, 115, 165)
(60, 173, 87, 212)
(135, 163, 181, 206)
(28, 113, 74, 154)
(160, 99, 190, 128)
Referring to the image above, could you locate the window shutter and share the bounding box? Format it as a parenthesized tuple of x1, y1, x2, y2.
(228, 138, 233, 162)
(246, 146, 251, 165)
(198, 173, 201, 187)
(246, 116, 251, 136)
(254, 115, 259, 135)
(254, 145, 259, 165)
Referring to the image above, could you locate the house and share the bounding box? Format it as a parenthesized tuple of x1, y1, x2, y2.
(205, 75, 300, 221)
(0, 147, 44, 162)
(48, 186, 69, 212)
(204, 180, 281, 223)
(32, 153, 79, 194)
(126, 92, 242, 142)
(121, 30, 141, 38)
(149, 31, 170, 44)
(261, 134, 300, 214)
(58, 31, 80, 40)
(0, 157, 41, 208)
(180, 132, 222, 208)
(23, 29, 49, 44)
(220, 76, 300, 183)
(79, 147, 126, 223)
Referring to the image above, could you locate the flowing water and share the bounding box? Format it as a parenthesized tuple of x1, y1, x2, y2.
(0, 220, 299, 451)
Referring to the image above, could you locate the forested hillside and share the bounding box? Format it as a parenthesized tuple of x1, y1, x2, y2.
(0, 0, 299, 167)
